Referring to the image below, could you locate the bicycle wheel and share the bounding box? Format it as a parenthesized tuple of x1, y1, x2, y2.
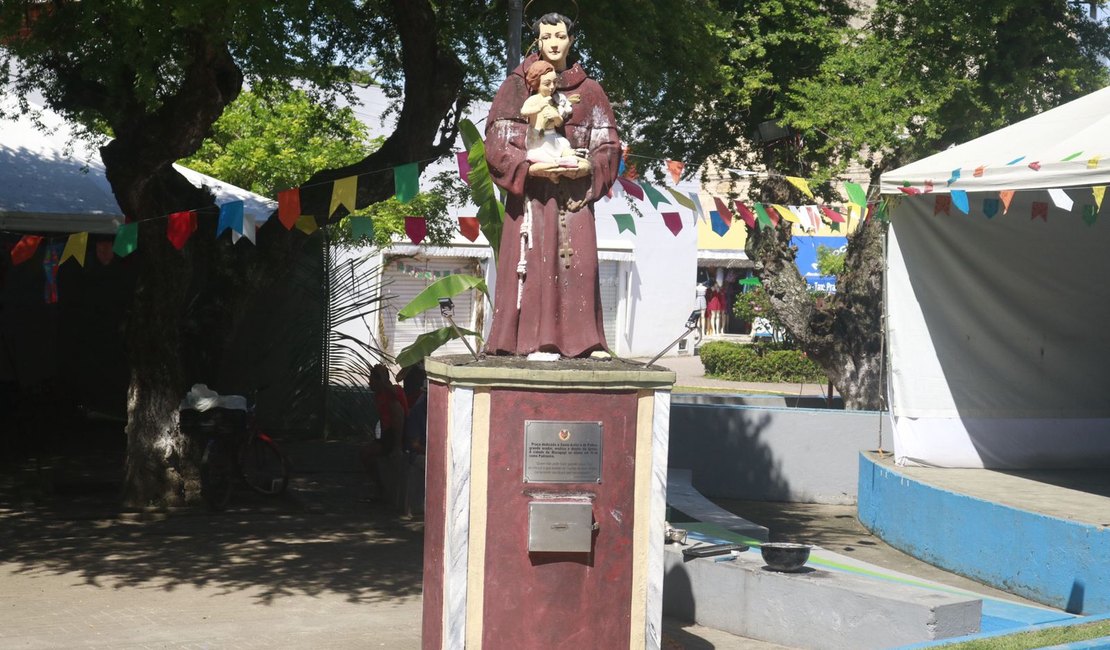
(241, 433, 289, 495)
(200, 438, 235, 511)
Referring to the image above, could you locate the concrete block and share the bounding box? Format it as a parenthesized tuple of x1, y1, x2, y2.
(662, 545, 981, 649)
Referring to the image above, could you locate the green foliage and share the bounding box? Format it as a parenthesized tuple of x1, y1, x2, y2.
(732, 287, 782, 331)
(815, 244, 845, 277)
(180, 90, 379, 197)
(699, 341, 826, 384)
(459, 119, 504, 257)
(395, 326, 481, 369)
(397, 275, 488, 320)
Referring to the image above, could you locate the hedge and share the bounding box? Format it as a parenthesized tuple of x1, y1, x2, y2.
(699, 340, 827, 383)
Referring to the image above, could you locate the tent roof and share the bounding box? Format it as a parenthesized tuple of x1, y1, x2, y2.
(0, 99, 276, 234)
(880, 85, 1110, 195)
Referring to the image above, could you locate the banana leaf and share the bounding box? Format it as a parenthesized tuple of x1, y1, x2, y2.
(460, 119, 504, 259)
(397, 274, 488, 320)
(396, 326, 481, 368)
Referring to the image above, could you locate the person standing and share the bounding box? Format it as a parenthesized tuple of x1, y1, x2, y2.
(360, 364, 409, 502)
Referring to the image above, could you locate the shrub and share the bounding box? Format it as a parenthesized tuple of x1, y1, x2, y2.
(699, 341, 827, 383)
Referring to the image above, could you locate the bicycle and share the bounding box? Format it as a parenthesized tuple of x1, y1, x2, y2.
(182, 392, 290, 511)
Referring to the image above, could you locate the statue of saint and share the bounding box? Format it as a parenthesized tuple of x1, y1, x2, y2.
(483, 11, 621, 358)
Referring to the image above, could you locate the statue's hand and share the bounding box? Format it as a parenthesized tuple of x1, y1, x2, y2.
(562, 157, 592, 180)
(528, 161, 561, 178)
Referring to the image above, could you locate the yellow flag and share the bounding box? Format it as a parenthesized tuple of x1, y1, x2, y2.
(785, 176, 814, 199)
(329, 175, 358, 216)
(770, 204, 799, 223)
(1094, 186, 1106, 210)
(1089, 156, 1102, 170)
(60, 232, 88, 267)
(295, 215, 319, 234)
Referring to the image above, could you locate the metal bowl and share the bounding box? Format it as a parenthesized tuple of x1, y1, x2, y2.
(760, 542, 811, 572)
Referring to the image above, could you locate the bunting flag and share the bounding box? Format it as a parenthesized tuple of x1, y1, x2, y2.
(11, 234, 43, 265)
(924, 180, 934, 193)
(330, 175, 358, 216)
(231, 214, 257, 245)
(983, 198, 1000, 219)
(898, 186, 922, 195)
(950, 190, 970, 215)
(167, 211, 197, 250)
(1083, 204, 1099, 226)
(755, 202, 777, 226)
(819, 206, 845, 223)
(1061, 151, 1083, 162)
(999, 190, 1015, 214)
(43, 243, 62, 304)
(404, 216, 426, 244)
(934, 195, 952, 216)
(666, 159, 685, 184)
(732, 201, 756, 228)
(295, 215, 318, 234)
(1028, 161, 1041, 171)
(613, 213, 636, 234)
(638, 180, 671, 209)
(787, 205, 809, 226)
(661, 212, 683, 236)
(113, 223, 138, 257)
(785, 176, 814, 199)
(617, 177, 644, 201)
(804, 205, 822, 231)
(688, 192, 707, 222)
(666, 188, 696, 211)
(456, 151, 472, 185)
(216, 200, 244, 237)
(95, 241, 114, 266)
(458, 217, 480, 242)
(844, 182, 867, 211)
(351, 216, 375, 241)
(709, 210, 729, 237)
(394, 163, 419, 203)
(620, 149, 638, 179)
(947, 169, 961, 186)
(1089, 156, 1102, 170)
(973, 165, 987, 177)
(770, 204, 798, 224)
(1031, 201, 1049, 221)
(60, 232, 88, 266)
(277, 188, 301, 230)
(1093, 186, 1105, 210)
(712, 196, 734, 227)
(1047, 188, 1073, 212)
(1006, 156, 1025, 166)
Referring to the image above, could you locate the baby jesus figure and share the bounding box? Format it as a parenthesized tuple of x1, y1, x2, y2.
(521, 59, 583, 171)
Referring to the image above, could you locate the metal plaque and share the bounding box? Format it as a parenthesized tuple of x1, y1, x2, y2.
(523, 420, 603, 483)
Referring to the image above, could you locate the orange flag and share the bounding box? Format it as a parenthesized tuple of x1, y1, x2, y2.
(458, 217, 480, 242)
(11, 235, 43, 265)
(278, 188, 301, 230)
(999, 190, 1015, 214)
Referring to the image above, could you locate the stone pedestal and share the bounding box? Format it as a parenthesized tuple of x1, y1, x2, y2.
(421, 356, 675, 650)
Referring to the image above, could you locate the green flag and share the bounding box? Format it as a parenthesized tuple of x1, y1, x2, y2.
(351, 216, 374, 241)
(113, 223, 138, 257)
(753, 203, 774, 228)
(613, 213, 636, 235)
(666, 188, 696, 210)
(637, 181, 671, 209)
(394, 162, 419, 203)
(1083, 204, 1099, 226)
(844, 182, 868, 209)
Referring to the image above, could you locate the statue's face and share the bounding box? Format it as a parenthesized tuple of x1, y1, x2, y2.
(537, 70, 557, 97)
(537, 21, 572, 70)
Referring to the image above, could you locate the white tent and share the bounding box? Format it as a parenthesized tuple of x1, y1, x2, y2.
(0, 99, 276, 233)
(879, 86, 1110, 468)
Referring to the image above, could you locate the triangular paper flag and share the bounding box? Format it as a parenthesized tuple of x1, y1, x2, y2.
(973, 165, 987, 177)
(933, 195, 952, 216)
(113, 223, 138, 257)
(11, 235, 43, 265)
(95, 241, 114, 265)
(330, 175, 358, 216)
(1088, 156, 1101, 170)
(351, 216, 375, 241)
(947, 169, 961, 185)
(1061, 151, 1083, 162)
(661, 212, 682, 236)
(232, 213, 257, 245)
(458, 217, 479, 242)
(1093, 186, 1105, 210)
(1083, 204, 1099, 226)
(844, 182, 867, 209)
(983, 198, 1000, 219)
(819, 206, 845, 223)
(456, 151, 472, 185)
(804, 205, 822, 231)
(770, 204, 798, 224)
(732, 201, 756, 228)
(950, 190, 969, 215)
(785, 176, 814, 199)
(617, 177, 644, 201)
(1047, 188, 1073, 212)
(613, 213, 636, 235)
(1031, 202, 1048, 221)
(787, 205, 808, 226)
(924, 180, 934, 193)
(712, 197, 734, 227)
(167, 211, 197, 250)
(688, 192, 707, 222)
(60, 232, 88, 266)
(394, 163, 419, 203)
(709, 211, 729, 237)
(1028, 161, 1041, 171)
(666, 188, 696, 211)
(638, 181, 671, 209)
(43, 243, 62, 304)
(898, 186, 921, 196)
(999, 190, 1015, 214)
(666, 160, 685, 184)
(1006, 156, 1025, 166)
(278, 188, 301, 230)
(750, 204, 777, 226)
(295, 215, 318, 234)
(217, 200, 244, 237)
(404, 216, 426, 244)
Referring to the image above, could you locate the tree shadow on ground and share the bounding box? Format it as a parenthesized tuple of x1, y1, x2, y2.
(0, 436, 424, 607)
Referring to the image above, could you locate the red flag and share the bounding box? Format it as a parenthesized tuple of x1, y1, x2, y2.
(712, 197, 734, 227)
(732, 201, 756, 228)
(95, 241, 114, 265)
(11, 235, 43, 265)
(1028, 161, 1041, 172)
(934, 195, 952, 216)
(617, 177, 644, 201)
(924, 180, 934, 193)
(405, 216, 427, 244)
(820, 206, 845, 223)
(661, 212, 682, 236)
(277, 188, 301, 230)
(973, 165, 987, 177)
(665, 160, 685, 184)
(1031, 201, 1048, 221)
(898, 186, 921, 195)
(167, 211, 197, 250)
(458, 216, 480, 242)
(456, 151, 472, 185)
